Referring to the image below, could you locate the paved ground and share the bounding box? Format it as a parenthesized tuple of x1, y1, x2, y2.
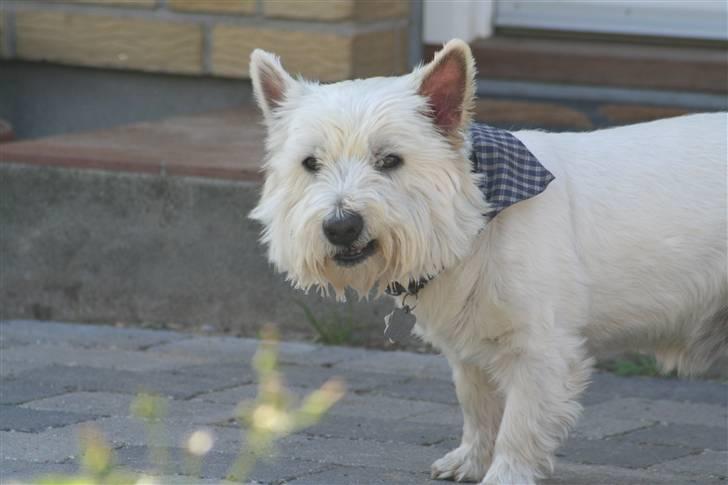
(1, 320, 726, 484)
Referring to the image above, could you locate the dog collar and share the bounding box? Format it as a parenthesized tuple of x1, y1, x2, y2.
(384, 125, 554, 299)
(384, 277, 431, 297)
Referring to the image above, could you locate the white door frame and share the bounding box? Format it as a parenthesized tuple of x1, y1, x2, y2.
(423, 0, 728, 44)
(495, 0, 728, 41)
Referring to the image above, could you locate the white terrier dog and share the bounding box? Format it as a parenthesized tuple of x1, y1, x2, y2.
(249, 39, 727, 484)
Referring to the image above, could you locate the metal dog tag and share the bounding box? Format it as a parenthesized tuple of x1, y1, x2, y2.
(384, 305, 416, 343)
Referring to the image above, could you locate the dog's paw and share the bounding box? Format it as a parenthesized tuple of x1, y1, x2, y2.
(479, 456, 536, 485)
(431, 444, 489, 482)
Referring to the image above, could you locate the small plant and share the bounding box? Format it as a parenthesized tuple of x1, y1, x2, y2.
(294, 299, 358, 345)
(130, 393, 170, 476)
(30, 325, 345, 485)
(33, 426, 138, 485)
(598, 353, 664, 377)
(227, 325, 345, 480)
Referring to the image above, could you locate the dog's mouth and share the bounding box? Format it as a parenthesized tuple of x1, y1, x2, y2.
(333, 239, 377, 267)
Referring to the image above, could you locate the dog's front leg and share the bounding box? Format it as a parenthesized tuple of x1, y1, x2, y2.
(432, 360, 503, 482)
(482, 335, 592, 485)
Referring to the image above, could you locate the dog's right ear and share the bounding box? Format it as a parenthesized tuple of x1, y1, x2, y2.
(250, 49, 296, 121)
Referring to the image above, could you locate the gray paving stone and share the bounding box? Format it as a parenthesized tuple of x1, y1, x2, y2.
(0, 376, 70, 405)
(0, 460, 79, 482)
(22, 391, 138, 417)
(333, 351, 452, 380)
(557, 436, 698, 469)
(193, 384, 313, 407)
(84, 417, 243, 451)
(278, 435, 444, 474)
(300, 413, 455, 446)
(648, 450, 728, 479)
(114, 445, 330, 482)
(1, 343, 210, 372)
(374, 377, 458, 405)
(432, 437, 461, 453)
(585, 397, 727, 428)
(0, 320, 186, 350)
(288, 464, 436, 484)
(8, 363, 254, 400)
(615, 423, 728, 451)
(114, 445, 235, 479)
(148, 336, 321, 366)
(575, 404, 657, 439)
(545, 461, 693, 485)
(158, 362, 257, 398)
(146, 336, 260, 361)
(405, 405, 463, 428)
(584, 371, 728, 405)
(192, 384, 260, 405)
(0, 358, 46, 377)
(22, 392, 239, 426)
(149, 399, 240, 427)
(328, 393, 455, 421)
(0, 405, 96, 432)
(245, 455, 333, 484)
(0, 429, 87, 462)
(125, 476, 240, 485)
(277, 363, 409, 393)
(0, 333, 29, 349)
(278, 345, 373, 367)
(2, 366, 175, 401)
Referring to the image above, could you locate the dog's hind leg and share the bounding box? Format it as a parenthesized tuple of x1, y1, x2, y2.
(684, 304, 728, 375)
(657, 303, 728, 377)
(482, 333, 593, 485)
(432, 360, 504, 483)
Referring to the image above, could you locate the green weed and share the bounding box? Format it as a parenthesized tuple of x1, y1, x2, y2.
(294, 299, 358, 345)
(599, 353, 664, 377)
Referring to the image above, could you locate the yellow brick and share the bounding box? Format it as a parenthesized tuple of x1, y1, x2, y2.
(354, 0, 409, 20)
(352, 27, 407, 78)
(168, 0, 256, 14)
(212, 26, 352, 81)
(263, 0, 408, 21)
(16, 12, 203, 74)
(263, 0, 355, 21)
(60, 0, 157, 7)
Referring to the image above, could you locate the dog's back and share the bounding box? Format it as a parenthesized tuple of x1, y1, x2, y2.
(516, 113, 728, 375)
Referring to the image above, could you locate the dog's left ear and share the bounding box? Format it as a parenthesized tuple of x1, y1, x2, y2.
(416, 39, 476, 137)
(250, 49, 297, 121)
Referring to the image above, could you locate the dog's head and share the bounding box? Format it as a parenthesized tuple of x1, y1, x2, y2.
(249, 40, 488, 298)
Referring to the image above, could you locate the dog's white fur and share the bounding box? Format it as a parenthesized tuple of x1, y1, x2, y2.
(249, 39, 728, 484)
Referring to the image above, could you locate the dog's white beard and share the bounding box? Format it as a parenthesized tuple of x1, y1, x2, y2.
(284, 208, 471, 301)
(253, 160, 488, 301)
(321, 227, 428, 299)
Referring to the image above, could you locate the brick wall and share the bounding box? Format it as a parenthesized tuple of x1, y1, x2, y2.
(0, 0, 410, 81)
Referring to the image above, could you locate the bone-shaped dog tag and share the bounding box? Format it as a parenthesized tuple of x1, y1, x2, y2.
(384, 305, 416, 343)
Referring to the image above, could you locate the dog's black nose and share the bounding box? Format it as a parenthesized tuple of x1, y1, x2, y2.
(323, 212, 363, 246)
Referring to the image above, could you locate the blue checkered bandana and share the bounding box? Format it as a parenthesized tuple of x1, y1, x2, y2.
(469, 123, 554, 220)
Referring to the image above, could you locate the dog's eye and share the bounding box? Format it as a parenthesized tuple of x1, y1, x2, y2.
(302, 156, 320, 173)
(376, 154, 403, 171)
